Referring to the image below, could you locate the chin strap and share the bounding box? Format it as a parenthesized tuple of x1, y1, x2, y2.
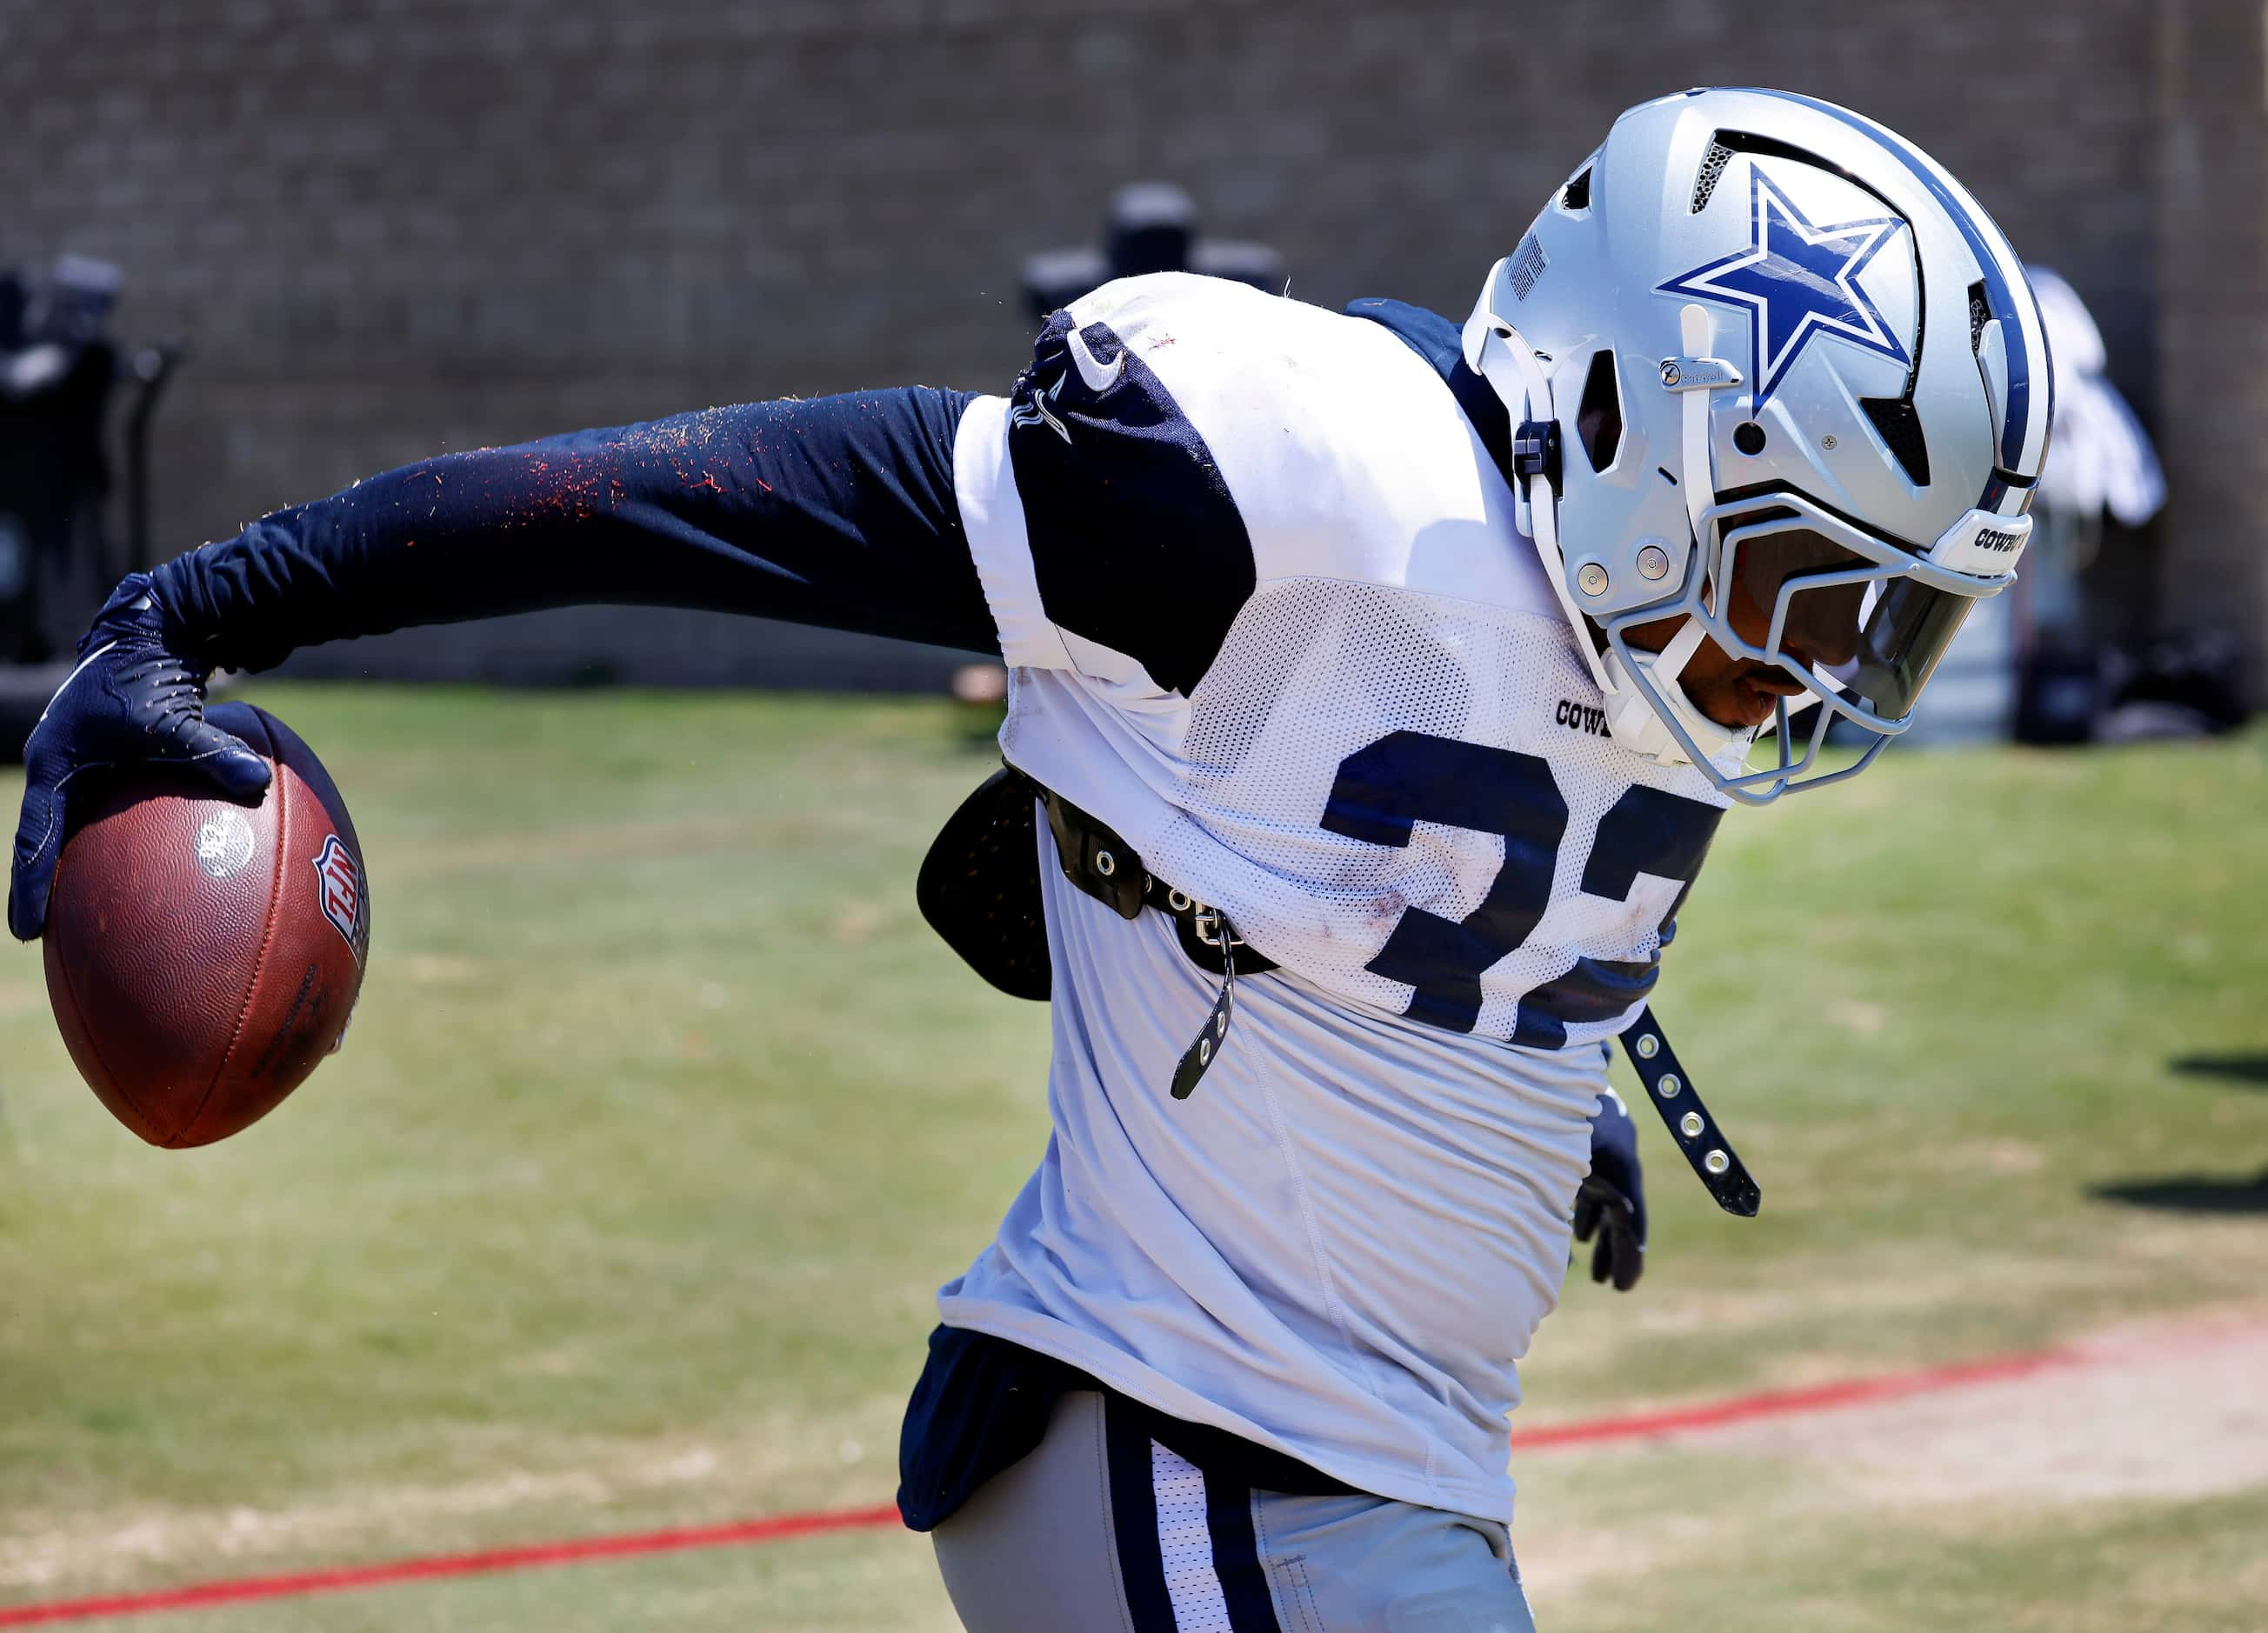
(1599, 617, 1750, 767)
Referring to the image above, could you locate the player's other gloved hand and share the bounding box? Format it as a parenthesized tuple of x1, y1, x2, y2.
(1574, 1087, 1648, 1292)
(9, 573, 271, 942)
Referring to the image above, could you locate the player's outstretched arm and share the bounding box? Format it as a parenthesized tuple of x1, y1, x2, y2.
(10, 389, 997, 940)
(154, 388, 995, 667)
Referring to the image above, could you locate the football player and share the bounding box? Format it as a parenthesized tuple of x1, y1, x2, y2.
(10, 89, 2047, 1630)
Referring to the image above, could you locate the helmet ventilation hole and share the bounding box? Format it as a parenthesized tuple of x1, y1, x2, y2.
(1968, 281, 1991, 354)
(1860, 396, 1932, 485)
(1732, 420, 1767, 456)
(1561, 166, 1592, 212)
(1576, 350, 1623, 472)
(1691, 139, 1735, 212)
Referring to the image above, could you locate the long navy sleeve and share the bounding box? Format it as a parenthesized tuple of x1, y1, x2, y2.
(151, 388, 995, 672)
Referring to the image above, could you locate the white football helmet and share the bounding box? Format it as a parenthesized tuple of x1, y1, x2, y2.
(1464, 87, 2053, 803)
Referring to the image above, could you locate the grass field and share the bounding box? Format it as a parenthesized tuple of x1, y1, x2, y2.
(3, 684, 2265, 1631)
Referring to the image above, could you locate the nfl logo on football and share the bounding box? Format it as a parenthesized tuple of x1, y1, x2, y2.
(311, 834, 366, 963)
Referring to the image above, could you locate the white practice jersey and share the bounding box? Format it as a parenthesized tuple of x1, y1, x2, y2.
(941, 273, 1732, 1523)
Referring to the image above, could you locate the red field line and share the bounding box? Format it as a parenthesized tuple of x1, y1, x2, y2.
(0, 1508, 900, 1629)
(0, 1341, 2093, 1627)
(1504, 1343, 2083, 1450)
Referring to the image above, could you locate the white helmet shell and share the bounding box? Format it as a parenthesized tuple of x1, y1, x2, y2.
(1464, 88, 2053, 802)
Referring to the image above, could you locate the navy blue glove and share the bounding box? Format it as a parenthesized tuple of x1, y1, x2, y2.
(9, 574, 273, 942)
(1574, 1087, 1648, 1292)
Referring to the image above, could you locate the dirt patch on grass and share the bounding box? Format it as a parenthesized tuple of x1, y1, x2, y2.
(1711, 1307, 2268, 1507)
(1513, 1307, 2268, 1603)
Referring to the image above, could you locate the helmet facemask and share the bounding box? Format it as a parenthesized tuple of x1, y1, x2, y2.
(1601, 488, 2008, 801)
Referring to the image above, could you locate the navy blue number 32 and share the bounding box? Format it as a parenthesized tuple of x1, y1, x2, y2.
(1321, 730, 1721, 1047)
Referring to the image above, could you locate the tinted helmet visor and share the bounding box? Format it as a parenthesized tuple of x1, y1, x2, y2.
(1841, 577, 1973, 719)
(1731, 527, 1977, 723)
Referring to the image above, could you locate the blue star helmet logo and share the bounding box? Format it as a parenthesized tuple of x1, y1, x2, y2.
(1658, 169, 1911, 412)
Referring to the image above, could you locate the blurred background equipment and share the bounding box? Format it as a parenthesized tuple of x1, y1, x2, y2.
(1911, 263, 2184, 746)
(1019, 181, 1284, 322)
(1, 2, 2248, 703)
(2091, 627, 2251, 742)
(2013, 265, 2188, 744)
(2005, 264, 2248, 745)
(0, 253, 181, 756)
(2030, 267, 2167, 551)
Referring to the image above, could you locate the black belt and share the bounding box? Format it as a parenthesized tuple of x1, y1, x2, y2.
(918, 763, 1759, 1212)
(1031, 772, 1268, 1099)
(1034, 778, 1277, 979)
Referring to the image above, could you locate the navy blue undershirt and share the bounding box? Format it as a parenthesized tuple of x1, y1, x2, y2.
(153, 389, 995, 671)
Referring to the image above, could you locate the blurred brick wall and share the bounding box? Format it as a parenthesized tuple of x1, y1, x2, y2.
(0, 0, 2233, 686)
(2155, 0, 2268, 662)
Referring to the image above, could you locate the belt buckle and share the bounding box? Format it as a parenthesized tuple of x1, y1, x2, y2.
(1191, 905, 1242, 950)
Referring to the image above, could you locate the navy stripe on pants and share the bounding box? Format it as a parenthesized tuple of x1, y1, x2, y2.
(1205, 1467, 1284, 1632)
(1104, 1397, 1179, 1630)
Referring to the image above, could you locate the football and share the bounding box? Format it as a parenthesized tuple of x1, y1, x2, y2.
(41, 703, 371, 1148)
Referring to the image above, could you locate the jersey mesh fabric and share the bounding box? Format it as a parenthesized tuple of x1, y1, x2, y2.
(1151, 1442, 1235, 1631)
(1149, 576, 1724, 1045)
